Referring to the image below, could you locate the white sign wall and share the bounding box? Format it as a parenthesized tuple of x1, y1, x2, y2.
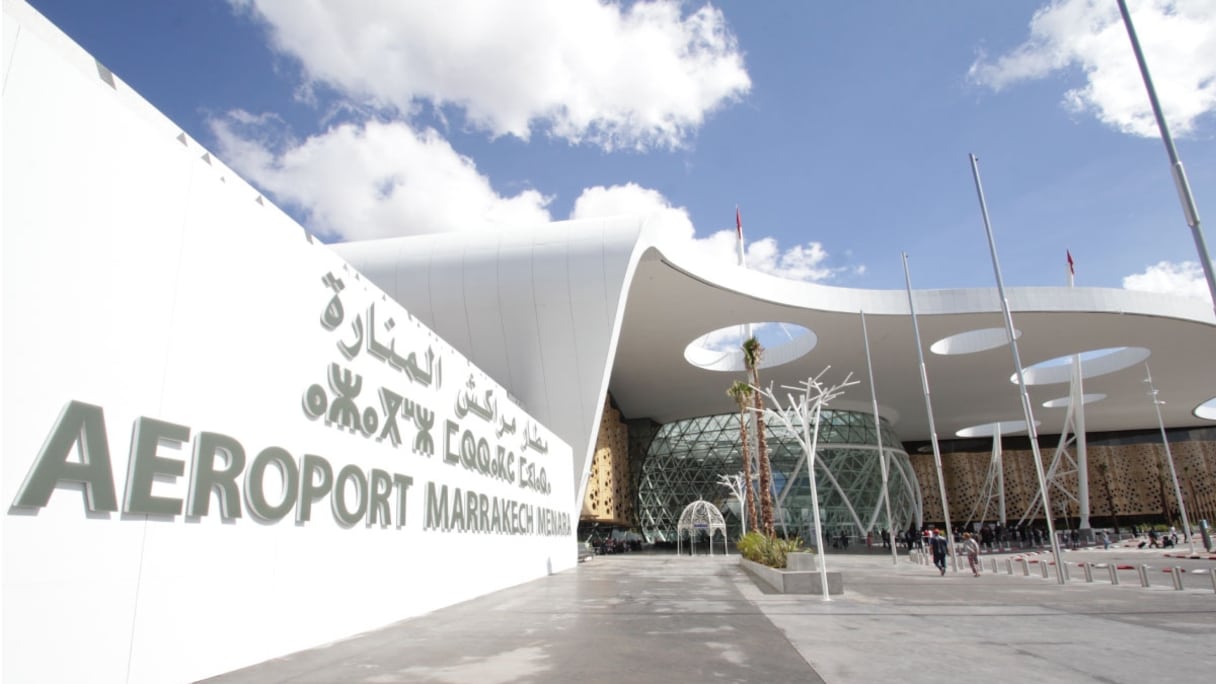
(2, 3, 575, 682)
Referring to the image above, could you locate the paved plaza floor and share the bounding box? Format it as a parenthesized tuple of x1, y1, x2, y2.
(204, 546, 1215, 683)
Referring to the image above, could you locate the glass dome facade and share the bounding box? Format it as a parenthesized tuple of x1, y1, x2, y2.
(637, 409, 922, 545)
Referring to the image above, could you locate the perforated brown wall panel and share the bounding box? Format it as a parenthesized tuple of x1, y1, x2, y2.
(912, 439, 1216, 526)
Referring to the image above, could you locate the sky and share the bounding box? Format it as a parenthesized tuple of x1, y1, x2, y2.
(24, 0, 1216, 299)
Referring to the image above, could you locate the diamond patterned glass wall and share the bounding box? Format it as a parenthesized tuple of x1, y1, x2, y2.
(637, 409, 921, 545)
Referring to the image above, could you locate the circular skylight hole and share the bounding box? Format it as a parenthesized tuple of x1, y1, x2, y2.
(1042, 393, 1107, 409)
(1195, 396, 1216, 421)
(684, 322, 816, 373)
(930, 327, 1020, 355)
(955, 419, 1038, 438)
(1011, 347, 1150, 386)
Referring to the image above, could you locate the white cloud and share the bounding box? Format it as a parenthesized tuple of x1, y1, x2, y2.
(1123, 260, 1213, 302)
(969, 0, 1216, 137)
(208, 120, 847, 277)
(208, 122, 843, 275)
(208, 118, 849, 267)
(745, 238, 841, 282)
(692, 322, 794, 354)
(569, 182, 695, 233)
(568, 183, 848, 282)
(210, 113, 551, 240)
(695, 326, 746, 353)
(231, 0, 750, 150)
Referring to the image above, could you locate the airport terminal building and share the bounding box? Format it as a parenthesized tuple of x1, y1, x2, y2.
(337, 214, 1216, 547)
(5, 2, 1215, 681)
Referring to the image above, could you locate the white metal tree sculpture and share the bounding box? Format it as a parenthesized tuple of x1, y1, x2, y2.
(718, 472, 748, 536)
(753, 367, 858, 601)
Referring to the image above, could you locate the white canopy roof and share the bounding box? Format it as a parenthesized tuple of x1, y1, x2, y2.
(334, 217, 1216, 508)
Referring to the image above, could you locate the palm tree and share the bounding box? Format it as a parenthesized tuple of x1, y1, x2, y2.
(743, 336, 774, 536)
(727, 380, 758, 532)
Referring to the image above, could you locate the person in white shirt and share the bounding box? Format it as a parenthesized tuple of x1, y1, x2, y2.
(962, 532, 981, 577)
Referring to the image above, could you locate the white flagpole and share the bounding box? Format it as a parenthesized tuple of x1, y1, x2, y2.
(969, 153, 1065, 583)
(735, 205, 746, 268)
(1117, 0, 1216, 317)
(861, 311, 899, 566)
(736, 206, 752, 342)
(901, 253, 959, 572)
(1145, 363, 1196, 555)
(735, 206, 757, 509)
(1067, 251, 1091, 533)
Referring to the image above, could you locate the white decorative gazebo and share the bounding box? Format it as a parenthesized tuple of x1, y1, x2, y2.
(676, 499, 728, 556)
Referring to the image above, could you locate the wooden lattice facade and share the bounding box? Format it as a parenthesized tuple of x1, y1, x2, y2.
(580, 397, 633, 525)
(912, 430, 1216, 528)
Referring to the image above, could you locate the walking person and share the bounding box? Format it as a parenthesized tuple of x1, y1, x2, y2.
(929, 529, 949, 576)
(962, 532, 981, 576)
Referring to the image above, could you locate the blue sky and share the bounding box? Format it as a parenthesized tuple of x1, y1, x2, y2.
(26, 0, 1216, 296)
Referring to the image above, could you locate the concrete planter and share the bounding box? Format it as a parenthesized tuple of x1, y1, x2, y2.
(785, 552, 819, 572)
(739, 557, 843, 595)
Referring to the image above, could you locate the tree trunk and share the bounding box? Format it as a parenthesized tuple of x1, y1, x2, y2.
(739, 403, 758, 532)
(752, 369, 774, 537)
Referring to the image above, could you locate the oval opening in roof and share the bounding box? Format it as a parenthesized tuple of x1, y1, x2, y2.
(1195, 396, 1216, 421)
(930, 327, 1019, 355)
(684, 322, 815, 373)
(955, 419, 1037, 438)
(1042, 393, 1106, 409)
(1012, 347, 1149, 386)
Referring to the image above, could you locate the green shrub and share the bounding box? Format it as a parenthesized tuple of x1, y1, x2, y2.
(737, 531, 807, 569)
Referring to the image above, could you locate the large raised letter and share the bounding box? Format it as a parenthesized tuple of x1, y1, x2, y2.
(366, 469, 393, 527)
(297, 454, 334, 524)
(425, 481, 448, 530)
(186, 432, 246, 519)
(392, 473, 413, 528)
(11, 401, 117, 512)
(245, 447, 299, 522)
(331, 464, 368, 527)
(124, 417, 190, 516)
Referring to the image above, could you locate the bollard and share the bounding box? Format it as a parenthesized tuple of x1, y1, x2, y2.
(1138, 564, 1151, 588)
(991, 558, 999, 574)
(1041, 561, 1049, 579)
(1210, 569, 1216, 594)
(1083, 562, 1094, 583)
(1062, 562, 1070, 581)
(1005, 559, 1013, 575)
(1107, 564, 1119, 585)
(1171, 567, 1184, 591)
(1021, 558, 1030, 576)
